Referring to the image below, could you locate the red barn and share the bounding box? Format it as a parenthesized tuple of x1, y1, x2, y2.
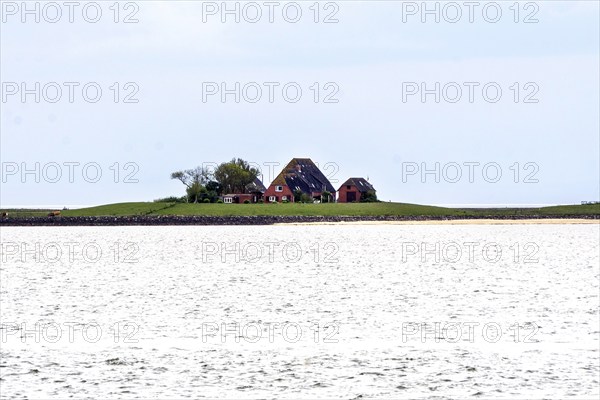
(264, 158, 336, 203)
(337, 178, 376, 203)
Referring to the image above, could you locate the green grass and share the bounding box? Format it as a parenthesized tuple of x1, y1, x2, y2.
(458, 203, 600, 216)
(3, 202, 596, 218)
(61, 202, 177, 217)
(1, 203, 175, 218)
(153, 202, 466, 217)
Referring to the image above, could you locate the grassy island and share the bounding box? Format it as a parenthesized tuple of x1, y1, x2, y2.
(2, 202, 598, 219)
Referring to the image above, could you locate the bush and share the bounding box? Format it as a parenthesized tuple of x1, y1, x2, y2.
(243, 200, 250, 204)
(154, 196, 186, 203)
(257, 199, 264, 204)
(206, 190, 219, 203)
(282, 199, 289, 203)
(203, 198, 210, 203)
(360, 190, 378, 203)
(216, 199, 224, 203)
(300, 193, 312, 203)
(293, 189, 303, 202)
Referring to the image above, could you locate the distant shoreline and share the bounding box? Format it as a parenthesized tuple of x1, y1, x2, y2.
(1, 214, 598, 227)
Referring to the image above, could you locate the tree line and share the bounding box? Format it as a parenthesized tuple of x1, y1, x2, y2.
(169, 158, 259, 203)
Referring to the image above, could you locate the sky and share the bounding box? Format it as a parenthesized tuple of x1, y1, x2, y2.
(1, 0, 599, 207)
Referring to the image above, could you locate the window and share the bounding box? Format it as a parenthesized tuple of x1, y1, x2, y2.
(224, 197, 233, 204)
(282, 196, 287, 201)
(346, 185, 351, 190)
(269, 196, 276, 202)
(275, 185, 283, 192)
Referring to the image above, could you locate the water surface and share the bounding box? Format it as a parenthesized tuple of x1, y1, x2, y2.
(1, 224, 598, 398)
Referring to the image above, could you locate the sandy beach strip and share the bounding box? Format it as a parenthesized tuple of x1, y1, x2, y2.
(276, 218, 600, 226)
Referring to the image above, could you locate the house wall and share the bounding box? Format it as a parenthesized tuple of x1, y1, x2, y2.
(263, 184, 294, 202)
(337, 185, 360, 203)
(237, 194, 254, 203)
(223, 194, 259, 203)
(310, 191, 336, 202)
(263, 185, 337, 203)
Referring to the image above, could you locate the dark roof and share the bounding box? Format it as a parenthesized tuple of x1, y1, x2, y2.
(271, 158, 335, 194)
(245, 177, 266, 193)
(339, 177, 375, 193)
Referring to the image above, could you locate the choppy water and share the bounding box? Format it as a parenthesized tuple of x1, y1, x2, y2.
(1, 224, 598, 399)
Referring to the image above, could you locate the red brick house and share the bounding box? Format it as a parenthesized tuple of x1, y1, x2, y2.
(222, 193, 256, 204)
(222, 178, 266, 203)
(337, 177, 376, 203)
(264, 158, 336, 203)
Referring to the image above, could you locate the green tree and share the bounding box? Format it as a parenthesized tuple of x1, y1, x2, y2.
(205, 180, 222, 202)
(300, 193, 312, 203)
(214, 158, 259, 194)
(206, 180, 222, 195)
(293, 189, 303, 203)
(321, 190, 332, 203)
(360, 190, 378, 202)
(185, 182, 206, 203)
(171, 166, 212, 203)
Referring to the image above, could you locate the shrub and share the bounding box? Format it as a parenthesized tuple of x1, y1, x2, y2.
(154, 196, 186, 203)
(257, 199, 264, 204)
(186, 182, 207, 203)
(216, 199, 223, 203)
(300, 193, 312, 203)
(206, 190, 219, 203)
(243, 200, 250, 204)
(282, 199, 289, 203)
(360, 190, 378, 203)
(293, 189, 303, 202)
(203, 198, 210, 203)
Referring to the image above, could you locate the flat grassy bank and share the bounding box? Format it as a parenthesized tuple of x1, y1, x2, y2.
(2, 202, 598, 218)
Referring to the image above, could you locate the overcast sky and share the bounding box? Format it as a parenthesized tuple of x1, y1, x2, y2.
(1, 1, 599, 207)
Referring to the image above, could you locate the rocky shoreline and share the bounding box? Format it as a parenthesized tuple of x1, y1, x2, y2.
(1, 214, 598, 226)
